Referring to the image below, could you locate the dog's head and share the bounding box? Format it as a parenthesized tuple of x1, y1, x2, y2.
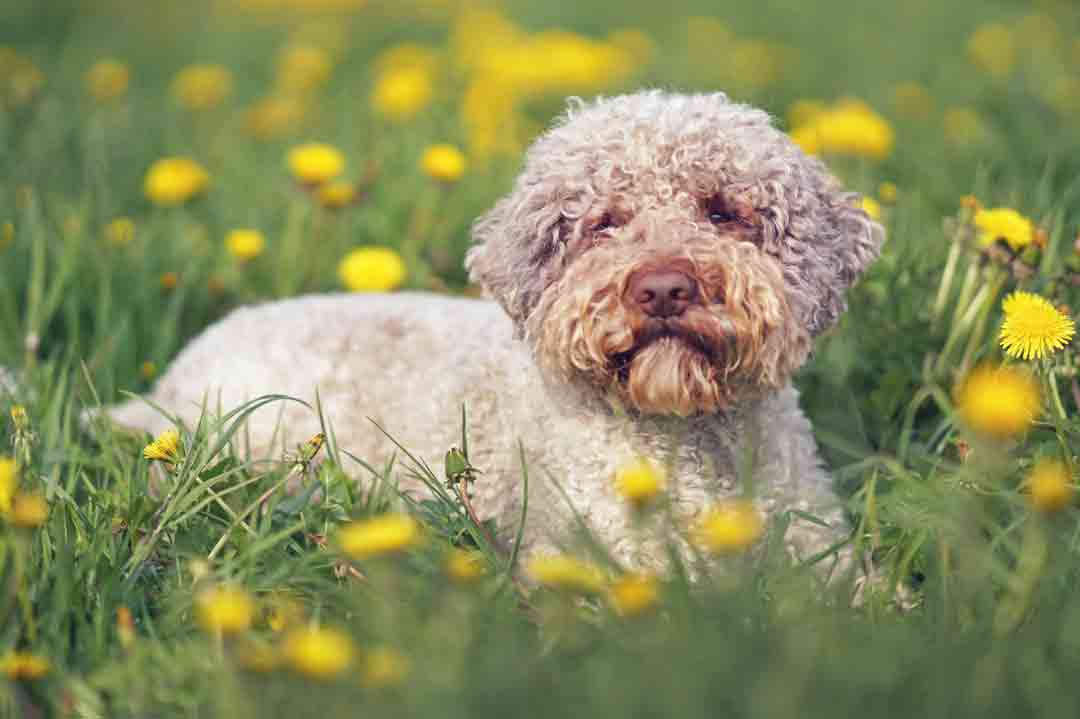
(467, 90, 883, 416)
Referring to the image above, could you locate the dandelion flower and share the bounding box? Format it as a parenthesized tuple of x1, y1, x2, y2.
(9, 493, 47, 528)
(281, 626, 355, 680)
(613, 457, 665, 509)
(362, 647, 410, 688)
(140, 361, 157, 380)
(316, 180, 358, 209)
(337, 513, 421, 560)
(277, 45, 333, 94)
(791, 99, 894, 160)
(244, 96, 305, 140)
(0, 651, 49, 680)
(955, 364, 1040, 439)
(337, 246, 407, 292)
(445, 548, 486, 583)
(85, 58, 129, 102)
(877, 182, 898, 205)
(861, 196, 882, 221)
(142, 429, 181, 464)
(171, 64, 233, 111)
(1026, 459, 1074, 514)
(10, 406, 28, 431)
(225, 229, 266, 262)
(420, 144, 467, 183)
(0, 456, 16, 515)
(116, 606, 135, 649)
(693, 499, 764, 554)
(526, 554, 606, 594)
(608, 572, 660, 617)
(287, 142, 345, 185)
(195, 585, 256, 636)
(999, 292, 1075, 360)
(144, 157, 209, 207)
(371, 65, 433, 121)
(104, 217, 136, 246)
(1, 221, 13, 249)
(967, 23, 1016, 81)
(974, 208, 1034, 251)
(891, 81, 934, 120)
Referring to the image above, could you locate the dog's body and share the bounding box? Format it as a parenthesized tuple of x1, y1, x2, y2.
(105, 90, 882, 567)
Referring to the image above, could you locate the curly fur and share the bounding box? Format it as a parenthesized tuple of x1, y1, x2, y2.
(103, 90, 883, 568)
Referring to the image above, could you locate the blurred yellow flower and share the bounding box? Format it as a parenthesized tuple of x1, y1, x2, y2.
(266, 595, 304, 632)
(9, 493, 47, 528)
(287, 142, 344, 185)
(878, 182, 898, 205)
(999, 291, 1075, 361)
(1, 50, 44, 106)
(693, 499, 764, 554)
(527, 554, 606, 594)
(244, 96, 305, 140)
(10, 406, 27, 431)
(160, 272, 179, 291)
(789, 125, 820, 156)
(861, 196, 882, 221)
(787, 99, 825, 129)
(0, 456, 16, 515)
(943, 107, 991, 147)
(445, 548, 485, 583)
(85, 58, 129, 102)
(892, 82, 934, 120)
(608, 572, 660, 617)
(974, 207, 1034, 251)
(144, 157, 210, 206)
(277, 44, 332, 94)
(195, 585, 256, 636)
(104, 217, 136, 246)
(316, 180, 358, 209)
(420, 144, 467, 183)
(237, 641, 280, 673)
(337, 513, 421, 560)
(955, 364, 1040, 439)
(116, 606, 135, 649)
(1, 221, 12, 249)
(337, 246, 407, 292)
(1026, 459, 1074, 514)
(140, 361, 157, 380)
(143, 429, 180, 463)
(374, 43, 440, 74)
(171, 64, 233, 111)
(281, 626, 355, 680)
(608, 28, 655, 66)
(362, 647, 410, 688)
(967, 23, 1015, 80)
(728, 40, 792, 91)
(613, 457, 665, 509)
(0, 651, 49, 680)
(371, 65, 433, 121)
(225, 228, 267, 262)
(799, 100, 894, 160)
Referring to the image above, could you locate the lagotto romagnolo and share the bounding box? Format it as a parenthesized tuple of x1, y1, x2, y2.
(105, 90, 883, 567)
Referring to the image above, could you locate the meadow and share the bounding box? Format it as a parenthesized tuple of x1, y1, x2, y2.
(4, 0, 1080, 716)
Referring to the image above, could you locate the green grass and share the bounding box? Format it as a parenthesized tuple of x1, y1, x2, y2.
(4, 0, 1080, 716)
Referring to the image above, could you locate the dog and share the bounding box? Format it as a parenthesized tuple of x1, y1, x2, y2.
(104, 90, 882, 568)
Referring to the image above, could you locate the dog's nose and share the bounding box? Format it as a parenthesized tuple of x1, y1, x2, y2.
(627, 269, 698, 318)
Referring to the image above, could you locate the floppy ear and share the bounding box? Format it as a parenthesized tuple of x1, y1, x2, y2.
(466, 177, 566, 333)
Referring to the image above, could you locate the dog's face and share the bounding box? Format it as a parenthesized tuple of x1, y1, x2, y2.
(467, 91, 883, 416)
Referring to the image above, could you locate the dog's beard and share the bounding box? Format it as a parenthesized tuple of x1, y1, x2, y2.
(623, 337, 725, 416)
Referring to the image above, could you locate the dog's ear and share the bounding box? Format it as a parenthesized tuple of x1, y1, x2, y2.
(466, 182, 564, 332)
(813, 191, 883, 334)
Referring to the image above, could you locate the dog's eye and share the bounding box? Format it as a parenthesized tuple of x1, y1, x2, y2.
(705, 196, 738, 225)
(593, 213, 617, 233)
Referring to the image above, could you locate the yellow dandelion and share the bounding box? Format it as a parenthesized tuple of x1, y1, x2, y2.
(337, 246, 407, 293)
(371, 65, 433, 121)
(9, 493, 47, 528)
(170, 64, 233, 111)
(85, 58, 129, 103)
(143, 157, 210, 207)
(142, 429, 181, 463)
(195, 585, 256, 636)
(613, 457, 665, 509)
(954, 364, 1041, 439)
(792, 99, 894, 160)
(10, 406, 28, 431)
(608, 572, 660, 617)
(337, 513, 421, 560)
(999, 292, 1075, 361)
(225, 229, 266, 262)
(1, 221, 13, 249)
(526, 554, 606, 595)
(287, 142, 345, 186)
(244, 95, 305, 140)
(943, 106, 992, 148)
(967, 23, 1016, 81)
(281, 626, 355, 680)
(974, 207, 1034, 251)
(891, 81, 934, 120)
(266, 595, 304, 633)
(140, 361, 157, 380)
(277, 45, 333, 95)
(104, 217, 136, 246)
(693, 499, 764, 554)
(362, 647, 411, 688)
(160, 272, 179, 291)
(0, 651, 49, 680)
(116, 606, 136, 649)
(420, 144, 467, 183)
(789, 125, 820, 155)
(878, 182, 898, 205)
(445, 548, 486, 583)
(0, 456, 16, 515)
(1026, 459, 1074, 515)
(316, 180, 358, 209)
(861, 196, 882, 221)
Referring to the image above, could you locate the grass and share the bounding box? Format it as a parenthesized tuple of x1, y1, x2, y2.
(4, 0, 1080, 716)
